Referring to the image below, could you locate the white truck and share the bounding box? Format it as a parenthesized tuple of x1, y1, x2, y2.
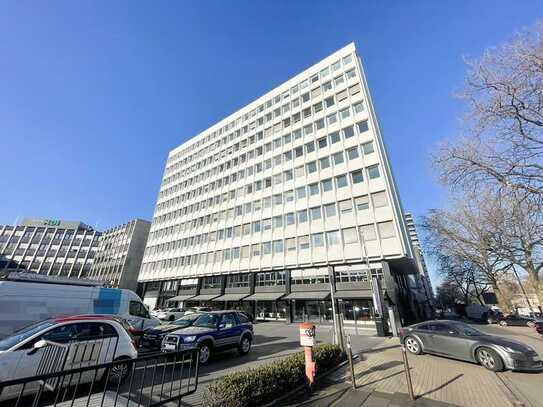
(0, 272, 160, 338)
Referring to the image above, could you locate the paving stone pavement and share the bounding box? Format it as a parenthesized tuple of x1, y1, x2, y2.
(286, 338, 516, 407)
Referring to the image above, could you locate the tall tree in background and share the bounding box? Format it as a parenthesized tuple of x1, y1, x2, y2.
(436, 22, 543, 197)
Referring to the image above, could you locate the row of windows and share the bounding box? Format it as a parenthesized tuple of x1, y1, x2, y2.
(146, 191, 389, 255)
(159, 97, 365, 205)
(166, 53, 356, 174)
(163, 79, 362, 189)
(141, 222, 396, 274)
(151, 120, 373, 233)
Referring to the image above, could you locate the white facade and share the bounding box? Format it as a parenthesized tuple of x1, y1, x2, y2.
(139, 43, 414, 284)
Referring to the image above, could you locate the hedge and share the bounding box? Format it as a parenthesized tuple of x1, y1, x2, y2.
(202, 343, 344, 407)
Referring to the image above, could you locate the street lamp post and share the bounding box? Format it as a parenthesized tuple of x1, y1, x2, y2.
(353, 306, 360, 336)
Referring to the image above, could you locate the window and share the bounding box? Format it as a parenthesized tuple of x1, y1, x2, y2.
(321, 178, 333, 192)
(310, 206, 322, 221)
(273, 240, 284, 254)
(297, 209, 308, 224)
(332, 60, 341, 71)
(309, 183, 320, 196)
(349, 83, 361, 96)
(372, 191, 388, 208)
(262, 242, 272, 255)
(286, 238, 296, 252)
(273, 173, 282, 185)
(253, 221, 261, 233)
(327, 113, 337, 125)
(343, 54, 353, 65)
(273, 193, 283, 206)
(354, 196, 369, 211)
(347, 147, 359, 160)
(273, 215, 283, 229)
(343, 126, 355, 139)
(284, 190, 294, 202)
(318, 137, 328, 149)
(340, 107, 350, 119)
(353, 101, 364, 114)
(319, 156, 330, 170)
(241, 245, 250, 259)
(332, 152, 344, 166)
(295, 165, 305, 178)
(368, 165, 381, 179)
(298, 235, 310, 250)
(326, 230, 340, 246)
(334, 75, 345, 87)
(296, 186, 307, 199)
(342, 227, 358, 244)
(329, 131, 341, 144)
(262, 218, 272, 231)
(129, 301, 149, 318)
(315, 118, 325, 130)
(357, 120, 369, 133)
(251, 244, 261, 257)
(295, 146, 304, 158)
(378, 221, 396, 239)
(311, 233, 324, 247)
(285, 212, 295, 225)
(324, 203, 337, 218)
(305, 141, 315, 154)
(335, 174, 348, 188)
(339, 199, 353, 214)
(306, 161, 317, 174)
(284, 169, 293, 181)
(359, 224, 377, 241)
(351, 170, 364, 184)
(361, 141, 374, 155)
(325, 96, 335, 108)
(304, 123, 313, 135)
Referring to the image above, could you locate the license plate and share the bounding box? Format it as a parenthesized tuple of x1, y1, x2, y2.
(163, 343, 176, 351)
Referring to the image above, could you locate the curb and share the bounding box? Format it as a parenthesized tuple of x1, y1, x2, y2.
(263, 354, 360, 407)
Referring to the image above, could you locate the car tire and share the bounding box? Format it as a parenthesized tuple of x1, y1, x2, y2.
(499, 320, 508, 327)
(404, 336, 422, 355)
(169, 315, 175, 321)
(527, 321, 535, 328)
(108, 358, 132, 385)
(198, 342, 213, 365)
(238, 335, 252, 355)
(476, 347, 504, 372)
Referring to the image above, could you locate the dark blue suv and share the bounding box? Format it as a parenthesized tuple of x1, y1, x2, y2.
(161, 311, 253, 364)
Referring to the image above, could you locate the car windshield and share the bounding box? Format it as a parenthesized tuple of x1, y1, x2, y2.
(193, 313, 220, 328)
(0, 320, 55, 351)
(173, 314, 200, 326)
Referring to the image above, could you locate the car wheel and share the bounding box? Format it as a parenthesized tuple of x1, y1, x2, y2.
(198, 342, 213, 364)
(499, 320, 507, 327)
(476, 347, 504, 372)
(527, 321, 535, 328)
(238, 336, 252, 355)
(404, 336, 422, 355)
(109, 358, 132, 385)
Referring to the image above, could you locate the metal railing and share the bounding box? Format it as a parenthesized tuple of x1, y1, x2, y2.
(0, 340, 199, 407)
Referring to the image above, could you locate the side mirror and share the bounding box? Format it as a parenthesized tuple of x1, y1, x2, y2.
(27, 339, 48, 355)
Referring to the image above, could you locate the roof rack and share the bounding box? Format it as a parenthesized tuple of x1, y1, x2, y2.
(3, 272, 106, 287)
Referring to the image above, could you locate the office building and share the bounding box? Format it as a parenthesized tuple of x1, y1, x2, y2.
(0, 218, 100, 278)
(88, 219, 151, 292)
(138, 43, 428, 327)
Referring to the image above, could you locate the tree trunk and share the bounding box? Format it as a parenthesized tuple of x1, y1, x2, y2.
(527, 273, 543, 311)
(493, 284, 512, 313)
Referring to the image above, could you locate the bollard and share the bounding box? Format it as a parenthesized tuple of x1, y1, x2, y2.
(401, 344, 415, 400)
(346, 335, 356, 389)
(299, 323, 316, 387)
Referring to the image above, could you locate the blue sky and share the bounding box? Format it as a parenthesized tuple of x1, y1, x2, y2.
(1, 1, 542, 282)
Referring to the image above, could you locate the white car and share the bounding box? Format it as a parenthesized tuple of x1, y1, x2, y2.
(156, 308, 186, 322)
(0, 315, 138, 401)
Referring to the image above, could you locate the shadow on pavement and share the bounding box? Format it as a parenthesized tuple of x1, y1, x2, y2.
(417, 374, 463, 399)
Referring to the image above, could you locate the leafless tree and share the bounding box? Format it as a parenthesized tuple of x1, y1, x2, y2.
(435, 22, 543, 197)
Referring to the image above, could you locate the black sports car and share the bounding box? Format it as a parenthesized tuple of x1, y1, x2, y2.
(140, 313, 201, 349)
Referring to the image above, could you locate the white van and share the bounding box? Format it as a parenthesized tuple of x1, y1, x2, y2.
(0, 273, 160, 338)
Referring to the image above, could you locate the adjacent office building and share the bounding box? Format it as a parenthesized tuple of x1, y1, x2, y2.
(138, 43, 429, 327)
(88, 219, 151, 292)
(0, 218, 101, 278)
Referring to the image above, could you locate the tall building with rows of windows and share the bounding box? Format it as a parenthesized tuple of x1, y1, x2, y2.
(138, 43, 430, 327)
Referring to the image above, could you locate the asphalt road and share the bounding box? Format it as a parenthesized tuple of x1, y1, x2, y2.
(474, 323, 543, 407)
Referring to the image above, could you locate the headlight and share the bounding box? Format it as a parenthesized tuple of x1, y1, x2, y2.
(183, 336, 197, 343)
(503, 346, 523, 354)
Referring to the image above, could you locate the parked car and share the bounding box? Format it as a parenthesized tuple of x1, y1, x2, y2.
(141, 313, 202, 349)
(184, 306, 212, 315)
(400, 320, 542, 372)
(0, 315, 138, 401)
(162, 311, 253, 364)
(498, 314, 538, 328)
(535, 320, 543, 335)
(156, 308, 186, 322)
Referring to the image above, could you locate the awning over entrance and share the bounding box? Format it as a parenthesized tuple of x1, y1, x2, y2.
(166, 294, 196, 302)
(334, 290, 372, 299)
(212, 293, 251, 302)
(190, 293, 221, 301)
(244, 292, 285, 301)
(284, 291, 330, 300)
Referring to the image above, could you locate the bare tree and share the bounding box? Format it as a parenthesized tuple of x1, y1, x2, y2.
(421, 194, 513, 312)
(436, 22, 543, 197)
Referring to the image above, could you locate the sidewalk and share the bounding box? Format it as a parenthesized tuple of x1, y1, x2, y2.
(284, 338, 515, 407)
